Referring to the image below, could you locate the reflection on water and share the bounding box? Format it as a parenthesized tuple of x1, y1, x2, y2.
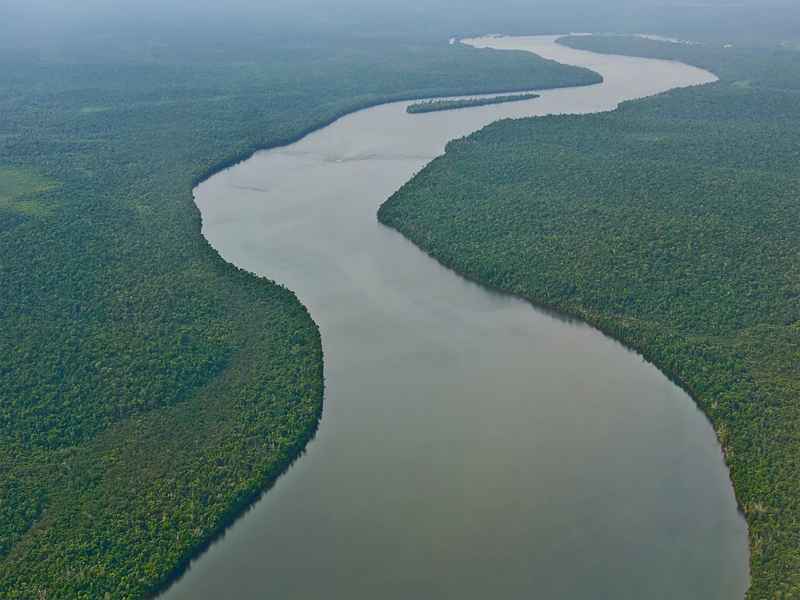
(160, 36, 747, 599)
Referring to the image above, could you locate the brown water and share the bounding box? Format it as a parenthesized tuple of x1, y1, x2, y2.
(160, 36, 748, 599)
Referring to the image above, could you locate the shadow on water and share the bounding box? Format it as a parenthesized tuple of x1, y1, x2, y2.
(148, 422, 322, 599)
(383, 220, 740, 479)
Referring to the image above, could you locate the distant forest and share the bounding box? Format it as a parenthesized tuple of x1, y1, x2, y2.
(380, 35, 800, 599)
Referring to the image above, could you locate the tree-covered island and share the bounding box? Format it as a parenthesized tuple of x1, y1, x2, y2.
(407, 93, 541, 113)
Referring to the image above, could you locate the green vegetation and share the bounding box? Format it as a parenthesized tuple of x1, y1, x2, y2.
(380, 38, 800, 599)
(407, 93, 543, 113)
(0, 3, 601, 596)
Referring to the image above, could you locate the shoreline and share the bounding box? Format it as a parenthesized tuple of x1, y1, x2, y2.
(377, 218, 750, 529)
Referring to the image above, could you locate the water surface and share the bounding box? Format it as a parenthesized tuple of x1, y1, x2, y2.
(161, 36, 748, 599)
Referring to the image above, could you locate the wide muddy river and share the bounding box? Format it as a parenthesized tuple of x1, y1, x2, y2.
(161, 36, 749, 598)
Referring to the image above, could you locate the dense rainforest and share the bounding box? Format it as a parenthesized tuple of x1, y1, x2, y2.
(0, 3, 601, 597)
(379, 36, 800, 599)
(407, 93, 541, 114)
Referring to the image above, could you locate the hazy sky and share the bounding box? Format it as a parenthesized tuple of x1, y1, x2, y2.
(2, 0, 798, 54)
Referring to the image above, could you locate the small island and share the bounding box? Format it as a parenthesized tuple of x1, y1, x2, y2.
(406, 93, 540, 113)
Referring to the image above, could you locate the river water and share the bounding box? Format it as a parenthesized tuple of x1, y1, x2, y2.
(161, 36, 748, 599)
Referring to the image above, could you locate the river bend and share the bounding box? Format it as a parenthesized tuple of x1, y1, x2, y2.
(162, 35, 748, 599)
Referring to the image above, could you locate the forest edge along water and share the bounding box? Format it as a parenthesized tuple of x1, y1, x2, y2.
(159, 35, 748, 599)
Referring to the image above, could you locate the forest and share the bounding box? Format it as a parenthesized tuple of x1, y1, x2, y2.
(0, 3, 600, 597)
(379, 35, 800, 599)
(406, 93, 543, 113)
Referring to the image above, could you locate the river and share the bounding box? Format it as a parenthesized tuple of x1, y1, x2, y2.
(160, 35, 749, 599)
